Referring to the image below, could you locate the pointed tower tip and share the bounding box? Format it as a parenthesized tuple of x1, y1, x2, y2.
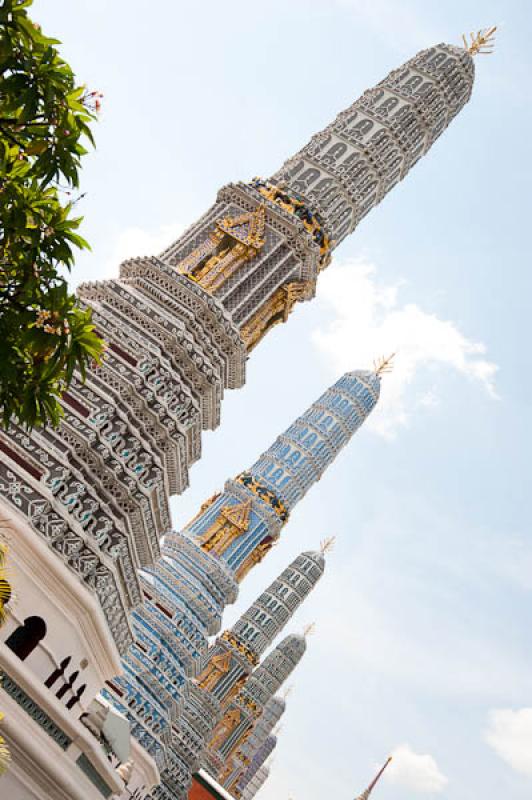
(374, 353, 395, 378)
(302, 623, 316, 638)
(462, 26, 497, 55)
(320, 536, 336, 555)
(361, 756, 393, 798)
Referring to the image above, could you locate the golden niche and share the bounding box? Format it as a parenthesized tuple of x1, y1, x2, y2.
(176, 205, 266, 293)
(221, 631, 258, 667)
(210, 707, 242, 751)
(240, 280, 311, 351)
(196, 650, 232, 693)
(220, 759, 237, 789)
(200, 499, 252, 557)
(235, 536, 275, 583)
(218, 721, 253, 773)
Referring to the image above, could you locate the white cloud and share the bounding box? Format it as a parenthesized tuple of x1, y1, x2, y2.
(106, 222, 184, 269)
(485, 708, 532, 776)
(385, 744, 448, 793)
(312, 259, 498, 438)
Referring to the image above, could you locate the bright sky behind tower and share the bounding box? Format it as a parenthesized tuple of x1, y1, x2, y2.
(33, 2, 532, 799)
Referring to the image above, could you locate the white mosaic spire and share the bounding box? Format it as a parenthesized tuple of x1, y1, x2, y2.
(227, 695, 286, 798)
(0, 37, 480, 659)
(203, 632, 310, 784)
(269, 45, 475, 247)
(237, 734, 278, 800)
(151, 549, 324, 800)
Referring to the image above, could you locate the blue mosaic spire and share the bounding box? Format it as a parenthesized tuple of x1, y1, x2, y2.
(186, 369, 381, 579)
(104, 367, 381, 793)
(246, 370, 381, 510)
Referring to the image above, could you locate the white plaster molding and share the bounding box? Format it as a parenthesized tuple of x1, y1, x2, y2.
(0, 498, 122, 681)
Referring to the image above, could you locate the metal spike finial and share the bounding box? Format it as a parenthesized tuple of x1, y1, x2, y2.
(462, 26, 497, 55)
(320, 536, 336, 554)
(303, 622, 316, 638)
(367, 756, 392, 792)
(357, 756, 393, 799)
(374, 353, 395, 377)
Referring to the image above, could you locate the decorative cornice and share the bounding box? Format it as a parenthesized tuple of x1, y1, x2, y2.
(249, 179, 331, 265)
(162, 532, 239, 607)
(234, 473, 289, 523)
(220, 632, 259, 668)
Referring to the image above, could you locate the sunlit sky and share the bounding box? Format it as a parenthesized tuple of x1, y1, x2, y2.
(34, 1, 532, 798)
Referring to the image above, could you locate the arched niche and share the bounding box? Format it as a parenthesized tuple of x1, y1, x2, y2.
(5, 615, 47, 661)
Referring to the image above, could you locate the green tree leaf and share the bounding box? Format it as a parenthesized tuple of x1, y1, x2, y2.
(0, 0, 104, 429)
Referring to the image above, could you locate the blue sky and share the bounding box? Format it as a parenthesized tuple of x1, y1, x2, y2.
(34, 1, 532, 798)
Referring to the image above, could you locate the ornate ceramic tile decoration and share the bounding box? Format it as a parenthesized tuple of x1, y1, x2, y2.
(0, 26, 493, 799)
(0, 37, 477, 665)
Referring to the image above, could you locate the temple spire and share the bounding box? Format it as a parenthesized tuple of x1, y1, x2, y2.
(196, 549, 326, 703)
(320, 536, 335, 554)
(462, 26, 497, 55)
(356, 757, 392, 800)
(184, 366, 381, 584)
(206, 632, 309, 785)
(374, 353, 395, 377)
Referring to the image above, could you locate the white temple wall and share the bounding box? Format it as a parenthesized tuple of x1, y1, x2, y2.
(0, 499, 121, 701)
(0, 500, 132, 799)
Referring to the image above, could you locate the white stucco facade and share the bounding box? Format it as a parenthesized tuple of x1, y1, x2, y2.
(0, 500, 159, 799)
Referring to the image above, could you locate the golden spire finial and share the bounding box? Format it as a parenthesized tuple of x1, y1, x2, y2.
(282, 685, 293, 700)
(320, 536, 336, 554)
(462, 26, 497, 55)
(374, 353, 395, 377)
(303, 622, 316, 638)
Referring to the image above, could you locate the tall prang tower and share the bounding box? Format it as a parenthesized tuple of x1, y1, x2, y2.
(143, 548, 324, 800)
(240, 751, 274, 800)
(156, 41, 477, 353)
(0, 37, 482, 659)
(233, 693, 287, 798)
(103, 366, 381, 795)
(237, 733, 278, 800)
(204, 631, 310, 789)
